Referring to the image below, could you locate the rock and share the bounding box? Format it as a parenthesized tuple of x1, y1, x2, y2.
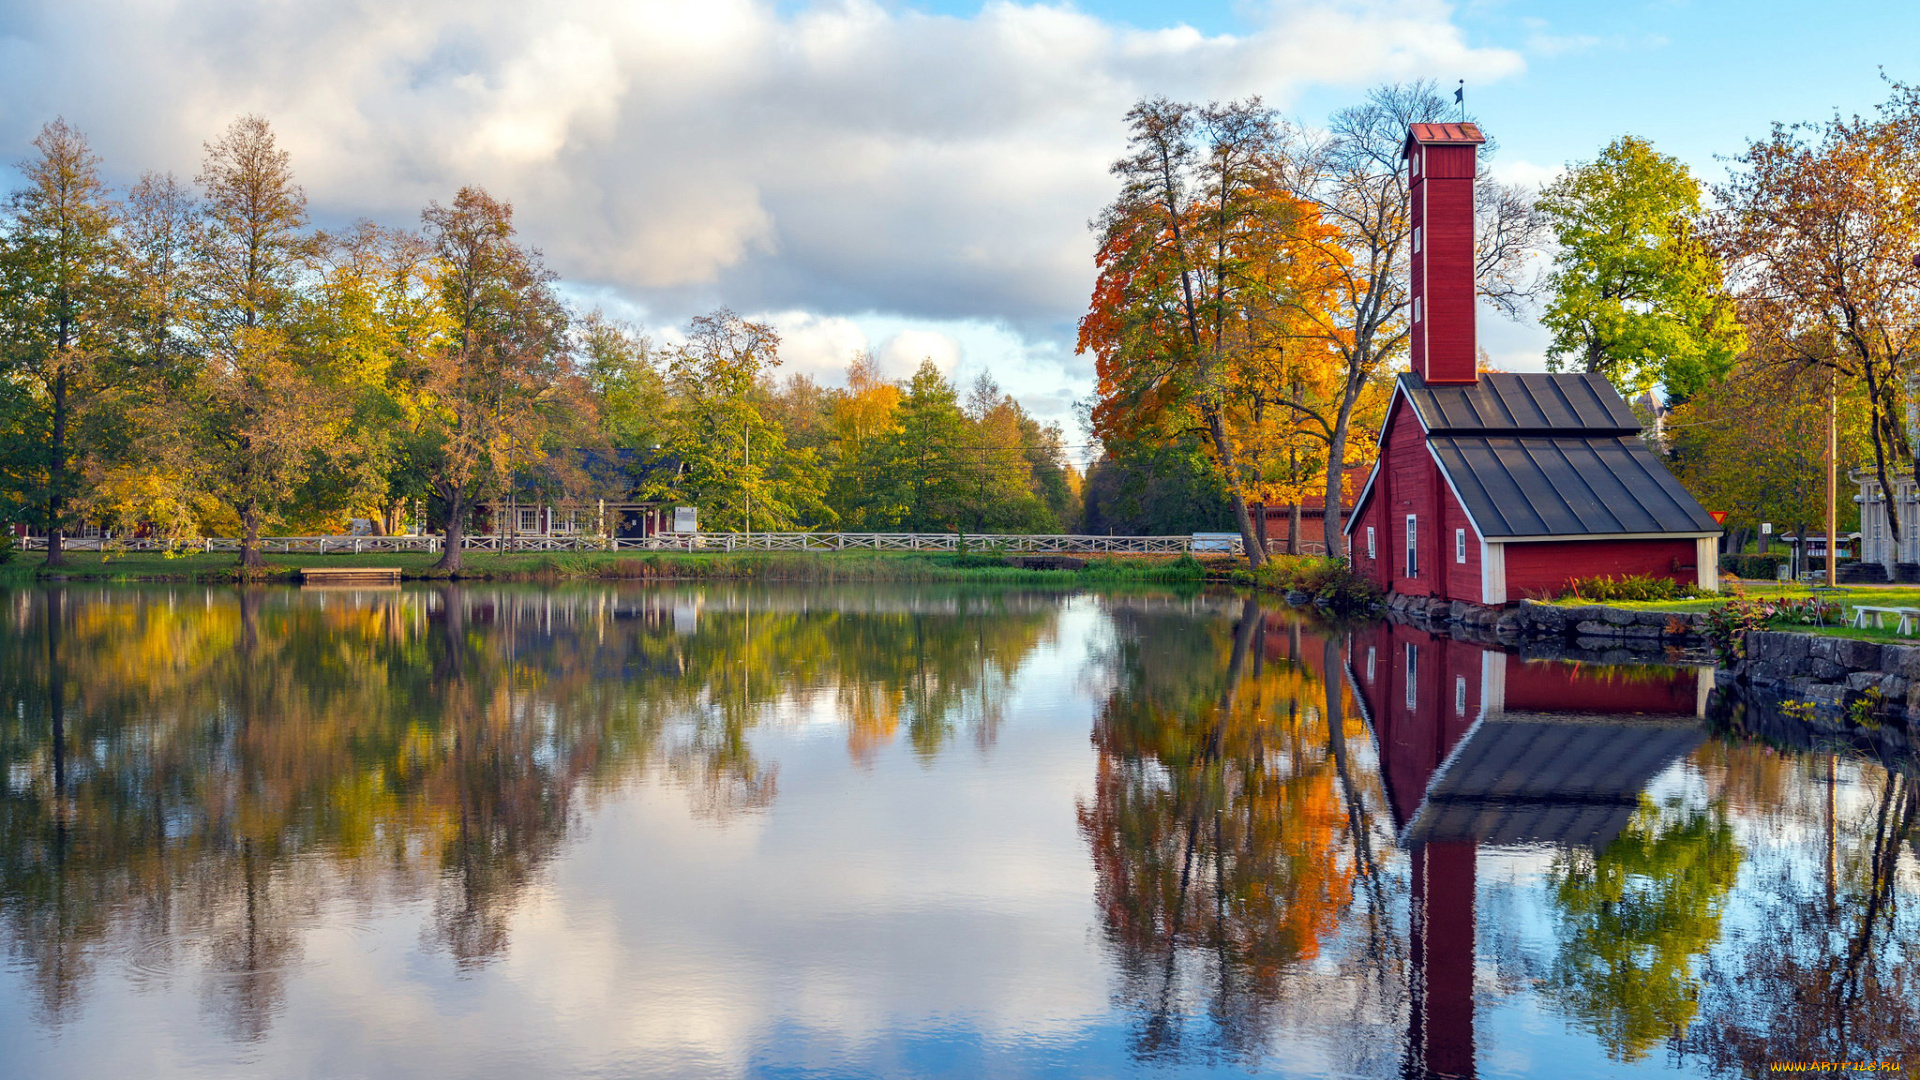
(1804, 683, 1849, 707)
(1809, 659, 1847, 682)
(1809, 637, 1842, 663)
(1286, 590, 1310, 605)
(1598, 606, 1638, 627)
(1835, 638, 1883, 672)
(1575, 620, 1619, 638)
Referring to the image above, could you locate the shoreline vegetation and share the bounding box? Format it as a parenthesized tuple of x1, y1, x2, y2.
(0, 548, 1228, 586)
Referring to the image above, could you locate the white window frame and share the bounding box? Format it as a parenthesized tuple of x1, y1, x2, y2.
(1367, 526, 1376, 560)
(1367, 646, 1376, 683)
(1455, 675, 1467, 717)
(1413, 296, 1422, 324)
(1413, 225, 1422, 253)
(1405, 643, 1419, 711)
(1406, 515, 1418, 578)
(517, 508, 540, 534)
(1456, 528, 1467, 564)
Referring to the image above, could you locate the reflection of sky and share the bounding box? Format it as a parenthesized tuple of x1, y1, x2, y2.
(7, 590, 1920, 1078)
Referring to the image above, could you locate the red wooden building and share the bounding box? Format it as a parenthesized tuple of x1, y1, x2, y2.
(1345, 123, 1720, 604)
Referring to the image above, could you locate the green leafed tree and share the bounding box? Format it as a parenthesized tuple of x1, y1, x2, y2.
(643, 309, 830, 532)
(1538, 136, 1745, 397)
(0, 119, 124, 566)
(844, 360, 973, 532)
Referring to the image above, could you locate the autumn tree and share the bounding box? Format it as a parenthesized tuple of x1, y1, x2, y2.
(1668, 360, 1868, 553)
(1538, 136, 1744, 397)
(0, 120, 124, 566)
(1080, 98, 1289, 565)
(1713, 82, 1920, 576)
(84, 171, 204, 538)
(409, 186, 574, 571)
(182, 115, 337, 567)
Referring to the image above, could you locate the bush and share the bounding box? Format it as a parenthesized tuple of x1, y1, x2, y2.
(1257, 555, 1384, 613)
(1720, 552, 1788, 580)
(1561, 574, 1705, 602)
(0, 532, 12, 565)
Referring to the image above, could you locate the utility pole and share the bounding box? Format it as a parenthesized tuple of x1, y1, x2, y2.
(1826, 369, 1838, 587)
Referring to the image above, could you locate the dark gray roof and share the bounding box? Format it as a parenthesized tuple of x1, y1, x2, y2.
(1433, 434, 1720, 538)
(1403, 372, 1641, 435)
(1403, 714, 1706, 849)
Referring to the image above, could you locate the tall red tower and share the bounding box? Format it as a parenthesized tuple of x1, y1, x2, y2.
(1404, 123, 1484, 385)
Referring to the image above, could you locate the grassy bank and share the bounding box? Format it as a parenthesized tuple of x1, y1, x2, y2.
(4, 549, 1213, 585)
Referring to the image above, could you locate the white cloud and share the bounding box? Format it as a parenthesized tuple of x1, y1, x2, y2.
(876, 328, 963, 378)
(0, 0, 1527, 428)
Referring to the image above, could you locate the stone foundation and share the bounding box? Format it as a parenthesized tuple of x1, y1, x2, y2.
(1379, 592, 1706, 646)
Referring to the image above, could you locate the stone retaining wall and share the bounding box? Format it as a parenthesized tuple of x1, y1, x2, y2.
(1380, 592, 1706, 646)
(1735, 630, 1918, 719)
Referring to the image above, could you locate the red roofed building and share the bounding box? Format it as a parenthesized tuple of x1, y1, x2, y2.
(1343, 124, 1721, 603)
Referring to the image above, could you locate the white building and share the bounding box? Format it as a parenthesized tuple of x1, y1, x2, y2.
(1855, 466, 1920, 570)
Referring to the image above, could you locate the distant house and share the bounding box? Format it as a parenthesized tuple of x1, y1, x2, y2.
(470, 448, 682, 539)
(1254, 466, 1367, 554)
(1343, 123, 1720, 603)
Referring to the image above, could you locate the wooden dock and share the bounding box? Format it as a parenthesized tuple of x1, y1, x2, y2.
(299, 567, 402, 588)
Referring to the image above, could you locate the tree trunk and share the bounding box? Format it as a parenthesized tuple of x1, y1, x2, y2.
(1203, 408, 1265, 568)
(1289, 501, 1303, 557)
(1324, 401, 1354, 561)
(239, 507, 264, 569)
(436, 490, 466, 574)
(46, 369, 68, 567)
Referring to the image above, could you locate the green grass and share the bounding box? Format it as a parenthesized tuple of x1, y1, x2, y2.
(1542, 581, 1920, 614)
(8, 548, 1211, 585)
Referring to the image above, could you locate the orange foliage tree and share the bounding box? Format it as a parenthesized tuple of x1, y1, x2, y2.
(1080, 98, 1355, 565)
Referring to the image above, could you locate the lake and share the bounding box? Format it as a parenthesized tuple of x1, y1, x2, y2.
(0, 584, 1913, 1078)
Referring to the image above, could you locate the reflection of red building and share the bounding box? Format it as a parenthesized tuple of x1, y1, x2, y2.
(1343, 622, 1707, 1079)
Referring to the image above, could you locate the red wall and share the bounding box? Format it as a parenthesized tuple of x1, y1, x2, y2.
(1352, 396, 1481, 603)
(1411, 142, 1478, 385)
(1504, 538, 1698, 599)
(1349, 622, 1484, 823)
(1505, 658, 1700, 716)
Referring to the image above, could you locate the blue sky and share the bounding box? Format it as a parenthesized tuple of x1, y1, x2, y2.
(1, 0, 1914, 446)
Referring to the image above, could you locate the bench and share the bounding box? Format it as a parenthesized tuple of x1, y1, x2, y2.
(299, 567, 402, 587)
(1850, 605, 1920, 635)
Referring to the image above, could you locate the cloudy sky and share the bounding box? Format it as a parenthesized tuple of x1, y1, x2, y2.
(1, 0, 1913, 451)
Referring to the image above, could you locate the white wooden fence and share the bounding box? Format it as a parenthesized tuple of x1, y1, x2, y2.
(20, 531, 1243, 556)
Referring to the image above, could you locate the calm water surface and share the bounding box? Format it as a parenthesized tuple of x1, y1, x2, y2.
(0, 584, 1914, 1078)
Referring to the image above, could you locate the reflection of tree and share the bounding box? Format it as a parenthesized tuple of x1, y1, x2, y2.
(1544, 795, 1741, 1061)
(0, 584, 1056, 1036)
(1078, 599, 1381, 1067)
(1681, 767, 1920, 1072)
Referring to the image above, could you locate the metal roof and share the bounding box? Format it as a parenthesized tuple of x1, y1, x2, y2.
(1401, 372, 1641, 435)
(1404, 122, 1486, 150)
(1431, 433, 1721, 538)
(1403, 714, 1705, 848)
